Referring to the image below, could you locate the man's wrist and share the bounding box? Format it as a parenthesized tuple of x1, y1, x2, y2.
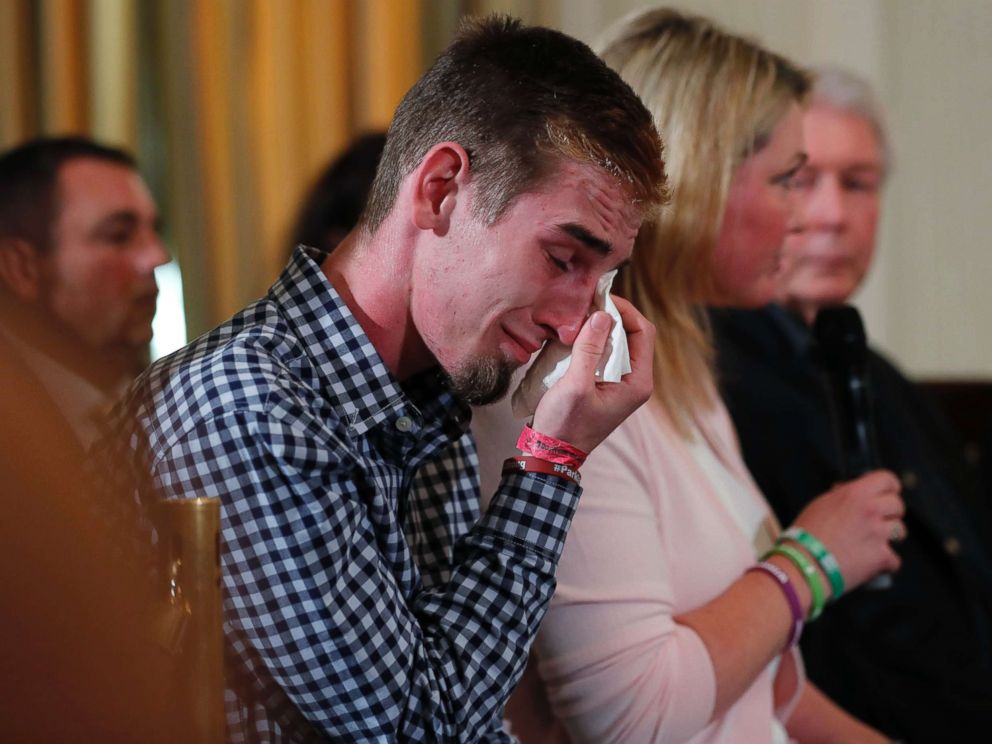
(502, 456, 581, 485)
(515, 425, 588, 469)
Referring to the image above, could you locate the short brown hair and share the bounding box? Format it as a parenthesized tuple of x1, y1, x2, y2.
(0, 136, 137, 254)
(362, 15, 666, 231)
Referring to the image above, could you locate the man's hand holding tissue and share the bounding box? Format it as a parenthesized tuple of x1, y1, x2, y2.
(530, 296, 654, 454)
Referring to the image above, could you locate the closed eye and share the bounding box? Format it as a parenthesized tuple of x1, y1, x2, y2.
(545, 248, 572, 273)
(771, 153, 808, 189)
(93, 212, 140, 247)
(103, 229, 135, 245)
(789, 168, 817, 190)
(842, 174, 881, 193)
(772, 163, 805, 189)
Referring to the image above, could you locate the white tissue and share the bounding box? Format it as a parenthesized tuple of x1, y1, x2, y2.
(510, 269, 631, 419)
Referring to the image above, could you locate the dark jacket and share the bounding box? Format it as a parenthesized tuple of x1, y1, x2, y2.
(0, 329, 179, 741)
(712, 305, 992, 742)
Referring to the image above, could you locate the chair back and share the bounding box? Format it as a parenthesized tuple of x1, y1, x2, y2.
(158, 497, 225, 743)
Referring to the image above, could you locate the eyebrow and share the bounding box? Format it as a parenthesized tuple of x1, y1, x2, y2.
(555, 222, 612, 256)
(94, 210, 162, 231)
(96, 211, 139, 227)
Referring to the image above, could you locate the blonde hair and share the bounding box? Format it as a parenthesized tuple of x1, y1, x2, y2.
(597, 8, 810, 431)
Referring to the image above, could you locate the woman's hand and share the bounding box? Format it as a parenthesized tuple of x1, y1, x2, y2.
(791, 470, 905, 593)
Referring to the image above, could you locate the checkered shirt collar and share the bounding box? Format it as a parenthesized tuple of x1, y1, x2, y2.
(274, 246, 470, 440)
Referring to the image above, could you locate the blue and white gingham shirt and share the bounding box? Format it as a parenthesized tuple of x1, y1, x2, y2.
(114, 248, 581, 742)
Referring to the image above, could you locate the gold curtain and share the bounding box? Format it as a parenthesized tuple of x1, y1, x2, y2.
(463, 0, 560, 25)
(0, 0, 424, 337)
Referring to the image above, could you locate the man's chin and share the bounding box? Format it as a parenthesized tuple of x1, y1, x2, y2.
(121, 328, 155, 349)
(444, 356, 515, 406)
(791, 279, 858, 311)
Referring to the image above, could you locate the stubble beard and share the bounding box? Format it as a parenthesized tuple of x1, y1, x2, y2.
(444, 355, 516, 406)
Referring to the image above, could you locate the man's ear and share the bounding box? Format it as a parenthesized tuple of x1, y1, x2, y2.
(0, 238, 43, 302)
(411, 143, 471, 234)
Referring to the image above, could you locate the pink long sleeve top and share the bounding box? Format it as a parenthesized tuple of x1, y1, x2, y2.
(531, 396, 805, 743)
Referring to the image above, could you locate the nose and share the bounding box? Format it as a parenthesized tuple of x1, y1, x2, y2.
(137, 231, 171, 275)
(534, 278, 599, 346)
(803, 174, 845, 231)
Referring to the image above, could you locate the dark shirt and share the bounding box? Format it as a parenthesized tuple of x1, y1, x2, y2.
(112, 248, 581, 741)
(713, 305, 992, 742)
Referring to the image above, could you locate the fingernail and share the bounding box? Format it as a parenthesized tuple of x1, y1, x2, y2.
(591, 312, 612, 332)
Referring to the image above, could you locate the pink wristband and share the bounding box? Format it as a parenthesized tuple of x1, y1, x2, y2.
(516, 425, 588, 469)
(746, 561, 804, 651)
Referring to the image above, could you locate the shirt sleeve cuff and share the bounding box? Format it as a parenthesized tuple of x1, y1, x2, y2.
(479, 470, 582, 562)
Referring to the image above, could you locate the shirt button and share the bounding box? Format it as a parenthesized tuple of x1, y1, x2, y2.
(395, 416, 414, 433)
(944, 536, 962, 556)
(901, 470, 918, 489)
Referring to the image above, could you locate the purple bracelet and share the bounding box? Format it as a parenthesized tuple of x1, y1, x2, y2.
(746, 561, 804, 651)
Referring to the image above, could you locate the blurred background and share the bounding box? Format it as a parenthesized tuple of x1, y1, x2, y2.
(2, 0, 989, 378)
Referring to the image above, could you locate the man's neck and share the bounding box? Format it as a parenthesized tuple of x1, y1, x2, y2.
(322, 225, 434, 382)
(0, 318, 133, 449)
(0, 302, 134, 393)
(780, 297, 818, 327)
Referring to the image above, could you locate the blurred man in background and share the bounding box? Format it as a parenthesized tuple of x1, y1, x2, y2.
(0, 136, 179, 741)
(713, 67, 992, 740)
(0, 136, 168, 449)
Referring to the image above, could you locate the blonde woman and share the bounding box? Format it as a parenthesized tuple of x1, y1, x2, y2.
(525, 9, 904, 742)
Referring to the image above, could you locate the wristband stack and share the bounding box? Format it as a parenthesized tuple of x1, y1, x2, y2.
(767, 543, 827, 621)
(502, 425, 588, 486)
(762, 527, 845, 622)
(748, 526, 845, 650)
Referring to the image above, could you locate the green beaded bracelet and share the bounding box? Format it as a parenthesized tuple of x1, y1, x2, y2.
(781, 527, 845, 600)
(766, 543, 826, 621)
